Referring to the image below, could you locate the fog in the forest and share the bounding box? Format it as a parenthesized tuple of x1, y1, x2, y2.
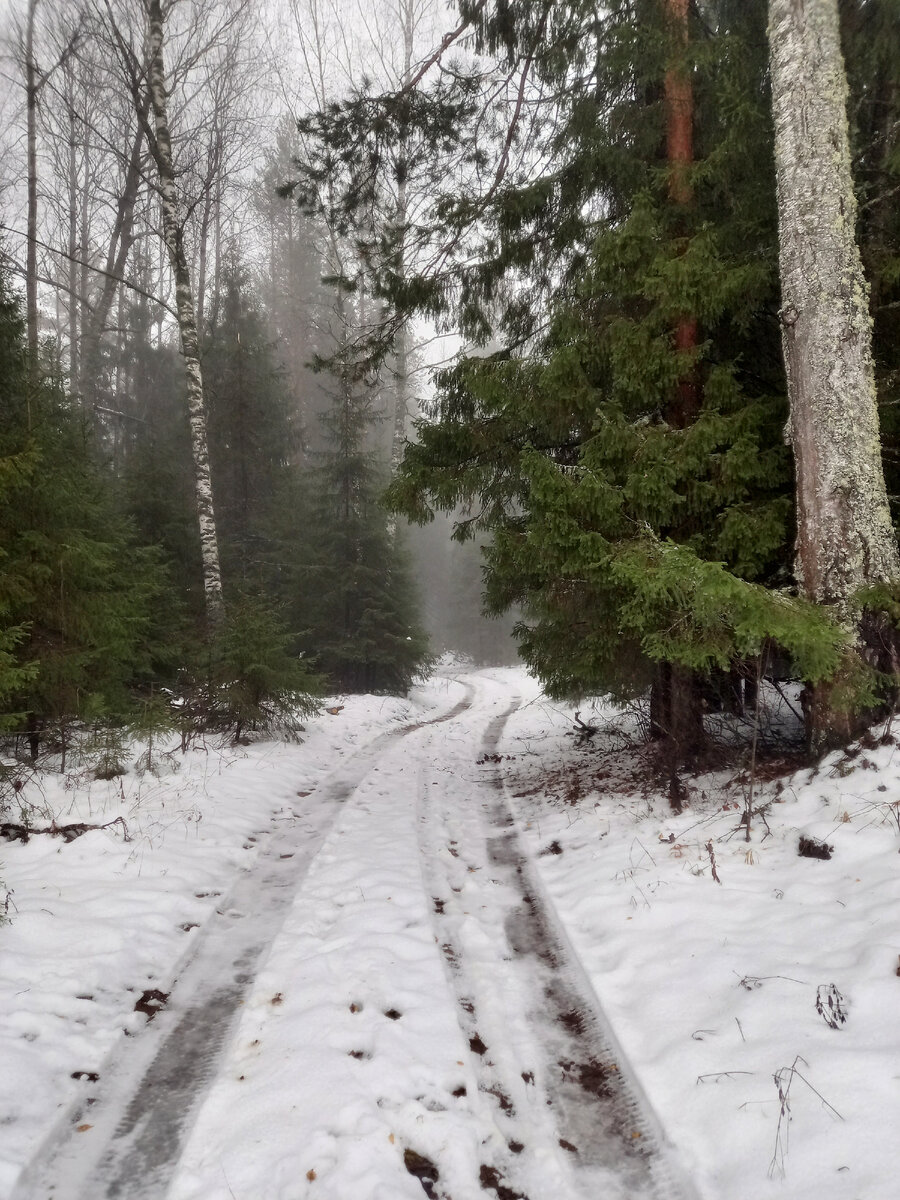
(0, 0, 519, 719)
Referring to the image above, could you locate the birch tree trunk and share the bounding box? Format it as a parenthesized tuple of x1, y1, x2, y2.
(145, 0, 224, 626)
(768, 0, 900, 746)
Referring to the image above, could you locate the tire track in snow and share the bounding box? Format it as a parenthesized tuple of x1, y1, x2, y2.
(417, 689, 588, 1200)
(11, 683, 475, 1200)
(419, 682, 698, 1200)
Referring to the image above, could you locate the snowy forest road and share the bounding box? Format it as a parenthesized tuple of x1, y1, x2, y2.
(12, 673, 694, 1200)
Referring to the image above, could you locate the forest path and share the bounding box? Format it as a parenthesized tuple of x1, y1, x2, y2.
(13, 672, 694, 1200)
(410, 675, 696, 1200)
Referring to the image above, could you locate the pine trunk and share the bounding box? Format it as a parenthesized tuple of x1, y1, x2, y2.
(146, 0, 224, 626)
(665, 0, 698, 427)
(648, 0, 704, 762)
(768, 0, 900, 748)
(650, 662, 704, 767)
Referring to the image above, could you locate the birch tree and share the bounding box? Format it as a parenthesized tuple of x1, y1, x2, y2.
(143, 0, 223, 623)
(2, 1, 160, 414)
(768, 0, 900, 745)
(104, 0, 225, 624)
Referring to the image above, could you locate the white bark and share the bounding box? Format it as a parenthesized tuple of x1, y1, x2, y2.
(146, 0, 224, 624)
(768, 0, 900, 623)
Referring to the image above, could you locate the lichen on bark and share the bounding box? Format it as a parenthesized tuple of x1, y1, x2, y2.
(768, 0, 900, 747)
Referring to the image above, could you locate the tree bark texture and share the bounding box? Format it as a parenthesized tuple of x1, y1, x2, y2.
(646, 0, 704, 761)
(649, 662, 705, 768)
(665, 0, 693, 209)
(664, 0, 698, 426)
(146, 0, 224, 625)
(768, 0, 900, 622)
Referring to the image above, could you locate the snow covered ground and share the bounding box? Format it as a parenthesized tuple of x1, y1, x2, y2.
(1, 667, 898, 1199)
(501, 678, 900, 1200)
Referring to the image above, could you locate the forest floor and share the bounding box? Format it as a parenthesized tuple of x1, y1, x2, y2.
(1, 667, 898, 1200)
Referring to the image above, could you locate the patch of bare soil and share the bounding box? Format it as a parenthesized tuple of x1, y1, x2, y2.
(479, 1163, 528, 1199)
(404, 1149, 441, 1198)
(133, 990, 169, 1021)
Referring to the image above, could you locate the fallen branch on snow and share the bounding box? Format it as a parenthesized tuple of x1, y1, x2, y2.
(0, 816, 130, 844)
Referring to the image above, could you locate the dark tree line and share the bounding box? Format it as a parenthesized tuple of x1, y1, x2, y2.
(0, 182, 431, 763)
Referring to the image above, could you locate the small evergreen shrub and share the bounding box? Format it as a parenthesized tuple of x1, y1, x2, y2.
(205, 596, 321, 742)
(130, 689, 177, 775)
(88, 725, 129, 781)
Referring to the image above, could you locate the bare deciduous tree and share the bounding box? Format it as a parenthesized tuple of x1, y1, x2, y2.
(11, 0, 81, 368)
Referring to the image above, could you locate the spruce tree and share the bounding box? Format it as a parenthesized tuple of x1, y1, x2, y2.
(297, 0, 900, 758)
(0, 271, 172, 753)
(204, 594, 321, 742)
(294, 352, 430, 695)
(115, 278, 323, 738)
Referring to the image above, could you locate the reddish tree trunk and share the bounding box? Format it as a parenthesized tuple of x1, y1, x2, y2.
(648, 0, 704, 761)
(665, 0, 693, 207)
(665, 0, 698, 427)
